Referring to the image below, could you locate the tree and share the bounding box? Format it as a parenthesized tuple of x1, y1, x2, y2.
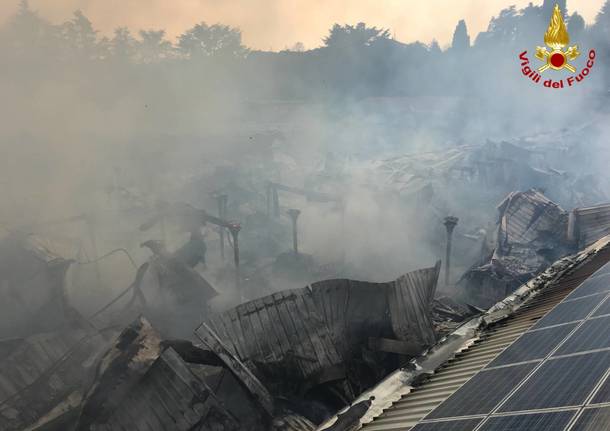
(111, 27, 137, 61)
(568, 12, 585, 40)
(474, 6, 519, 48)
(593, 0, 610, 39)
(290, 42, 305, 52)
(178, 22, 248, 59)
(5, 0, 58, 54)
(451, 20, 470, 51)
(323, 22, 390, 49)
(60, 10, 101, 59)
(137, 29, 173, 63)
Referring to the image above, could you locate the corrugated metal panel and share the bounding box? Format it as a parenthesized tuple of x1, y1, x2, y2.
(574, 203, 610, 248)
(0, 329, 105, 431)
(389, 263, 440, 347)
(202, 264, 441, 389)
(0, 330, 86, 403)
(496, 190, 567, 248)
(205, 288, 344, 382)
(309, 279, 393, 359)
(361, 246, 610, 431)
(93, 348, 237, 431)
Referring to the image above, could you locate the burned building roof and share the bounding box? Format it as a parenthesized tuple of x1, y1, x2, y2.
(74, 317, 246, 431)
(0, 233, 80, 340)
(569, 202, 610, 250)
(0, 326, 108, 431)
(318, 235, 610, 431)
(196, 263, 441, 404)
(461, 189, 572, 308)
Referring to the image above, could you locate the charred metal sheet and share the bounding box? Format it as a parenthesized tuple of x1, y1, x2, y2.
(196, 321, 275, 417)
(388, 263, 440, 347)
(570, 203, 610, 249)
(462, 190, 571, 307)
(308, 263, 440, 358)
(78, 348, 238, 431)
(76, 317, 163, 429)
(495, 189, 567, 253)
(0, 328, 106, 431)
(308, 279, 393, 359)
(0, 233, 77, 339)
(199, 289, 344, 395)
(197, 264, 441, 407)
(76, 317, 239, 431)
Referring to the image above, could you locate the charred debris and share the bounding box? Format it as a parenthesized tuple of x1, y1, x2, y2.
(0, 228, 469, 431)
(1, 133, 610, 430)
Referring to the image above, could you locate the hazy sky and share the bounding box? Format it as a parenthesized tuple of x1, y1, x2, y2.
(1, 0, 605, 50)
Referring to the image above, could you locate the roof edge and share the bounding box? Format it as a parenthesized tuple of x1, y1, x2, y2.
(317, 234, 610, 431)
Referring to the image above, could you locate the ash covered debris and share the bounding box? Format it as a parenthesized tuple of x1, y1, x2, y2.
(74, 317, 245, 431)
(0, 232, 85, 339)
(459, 189, 570, 307)
(0, 234, 110, 431)
(458, 188, 610, 308)
(0, 224, 472, 431)
(195, 263, 451, 421)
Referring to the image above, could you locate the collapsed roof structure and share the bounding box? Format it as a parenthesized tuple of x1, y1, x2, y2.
(0, 240, 468, 431)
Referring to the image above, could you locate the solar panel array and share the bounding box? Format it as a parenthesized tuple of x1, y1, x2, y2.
(412, 262, 610, 431)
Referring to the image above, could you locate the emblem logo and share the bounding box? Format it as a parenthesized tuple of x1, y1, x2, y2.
(535, 4, 579, 73)
(518, 3, 596, 89)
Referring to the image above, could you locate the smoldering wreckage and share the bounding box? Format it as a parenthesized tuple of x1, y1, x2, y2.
(1, 128, 610, 431)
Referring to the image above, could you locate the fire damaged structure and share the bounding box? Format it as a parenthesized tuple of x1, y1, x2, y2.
(197, 263, 441, 414)
(460, 189, 571, 307)
(0, 237, 460, 431)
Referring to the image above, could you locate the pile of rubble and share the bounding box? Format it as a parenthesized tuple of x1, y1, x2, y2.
(0, 232, 476, 431)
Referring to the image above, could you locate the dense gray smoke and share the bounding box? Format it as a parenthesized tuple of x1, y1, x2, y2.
(1, 0, 610, 315)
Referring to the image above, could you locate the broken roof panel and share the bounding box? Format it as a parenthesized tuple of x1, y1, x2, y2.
(571, 203, 610, 249)
(196, 264, 441, 411)
(202, 288, 344, 386)
(495, 189, 567, 251)
(0, 233, 77, 339)
(0, 327, 107, 431)
(84, 347, 238, 431)
(75, 317, 241, 431)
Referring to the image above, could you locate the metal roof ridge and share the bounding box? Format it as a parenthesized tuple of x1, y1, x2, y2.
(316, 235, 610, 431)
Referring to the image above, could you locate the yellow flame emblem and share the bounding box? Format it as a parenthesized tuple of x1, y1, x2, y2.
(535, 4, 580, 73)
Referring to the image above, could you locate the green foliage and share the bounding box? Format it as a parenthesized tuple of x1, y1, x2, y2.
(323, 22, 390, 49)
(178, 22, 248, 59)
(451, 20, 470, 51)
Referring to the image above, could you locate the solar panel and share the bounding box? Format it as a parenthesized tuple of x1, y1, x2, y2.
(486, 323, 577, 368)
(477, 410, 576, 430)
(593, 296, 610, 317)
(571, 407, 610, 431)
(594, 262, 610, 276)
(425, 363, 537, 419)
(411, 266, 610, 431)
(410, 418, 483, 431)
(531, 294, 604, 329)
(499, 351, 610, 412)
(554, 315, 610, 355)
(566, 273, 610, 300)
(591, 374, 610, 404)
